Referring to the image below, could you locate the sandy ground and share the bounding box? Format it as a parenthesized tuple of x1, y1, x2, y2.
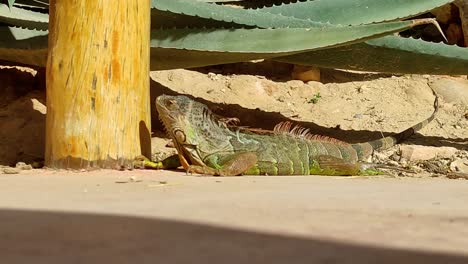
(1, 63, 468, 262)
(147, 63, 467, 177)
(1, 62, 467, 171)
(1, 169, 468, 263)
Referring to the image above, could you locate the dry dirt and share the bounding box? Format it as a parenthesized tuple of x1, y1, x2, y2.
(1, 62, 467, 177)
(2, 62, 468, 263)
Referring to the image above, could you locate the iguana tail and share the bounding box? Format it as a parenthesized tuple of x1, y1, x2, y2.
(352, 89, 439, 160)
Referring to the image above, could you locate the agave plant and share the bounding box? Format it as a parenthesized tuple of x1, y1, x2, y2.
(0, 0, 467, 75)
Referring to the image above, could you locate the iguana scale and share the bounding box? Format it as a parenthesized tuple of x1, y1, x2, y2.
(143, 93, 438, 176)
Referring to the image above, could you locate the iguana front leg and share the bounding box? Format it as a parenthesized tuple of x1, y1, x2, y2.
(187, 152, 258, 176)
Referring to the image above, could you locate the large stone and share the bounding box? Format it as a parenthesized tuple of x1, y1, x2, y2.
(455, 0, 468, 46)
(446, 23, 464, 45)
(429, 78, 468, 104)
(400, 145, 458, 162)
(431, 4, 453, 24)
(291, 65, 321, 82)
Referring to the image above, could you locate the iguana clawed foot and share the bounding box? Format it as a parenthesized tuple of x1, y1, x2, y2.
(133, 154, 181, 170)
(186, 165, 222, 176)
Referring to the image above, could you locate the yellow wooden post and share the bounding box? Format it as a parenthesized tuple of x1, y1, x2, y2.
(45, 0, 151, 169)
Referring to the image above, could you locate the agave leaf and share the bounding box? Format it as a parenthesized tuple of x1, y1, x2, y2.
(16, 0, 49, 5)
(13, 0, 49, 8)
(152, 0, 325, 29)
(260, 0, 455, 25)
(0, 0, 465, 76)
(150, 20, 430, 70)
(0, 3, 48, 30)
(0, 26, 47, 66)
(153, 21, 421, 52)
(7, 0, 15, 9)
(0, 18, 424, 69)
(151, 0, 467, 75)
(197, 0, 246, 2)
(150, 48, 271, 70)
(197, 0, 292, 7)
(275, 36, 468, 75)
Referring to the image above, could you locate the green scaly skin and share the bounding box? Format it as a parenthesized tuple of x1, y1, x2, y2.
(147, 92, 438, 176)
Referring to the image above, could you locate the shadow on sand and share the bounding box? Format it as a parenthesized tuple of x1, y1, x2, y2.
(1, 208, 468, 264)
(0, 210, 468, 264)
(150, 79, 467, 150)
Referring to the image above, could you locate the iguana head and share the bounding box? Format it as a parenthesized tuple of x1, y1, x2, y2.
(156, 95, 229, 166)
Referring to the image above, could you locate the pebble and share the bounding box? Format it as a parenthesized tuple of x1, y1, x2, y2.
(3, 167, 20, 174)
(16, 162, 32, 170)
(286, 80, 305, 89)
(207, 72, 219, 81)
(353, 113, 363, 119)
(387, 160, 399, 166)
(400, 145, 458, 161)
(450, 159, 468, 174)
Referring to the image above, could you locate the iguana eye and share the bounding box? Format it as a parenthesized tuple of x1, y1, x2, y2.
(165, 99, 176, 108)
(173, 129, 186, 142)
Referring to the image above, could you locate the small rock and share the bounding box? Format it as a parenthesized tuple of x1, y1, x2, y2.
(16, 162, 32, 170)
(207, 72, 219, 81)
(31, 98, 47, 114)
(400, 145, 458, 161)
(353, 113, 363, 119)
(437, 147, 461, 159)
(429, 78, 468, 105)
(372, 151, 388, 162)
(276, 96, 285, 102)
(31, 160, 44, 169)
(357, 85, 368, 93)
(450, 159, 468, 173)
(3, 167, 20, 174)
(455, 0, 468, 46)
(399, 159, 408, 167)
(387, 160, 399, 166)
(419, 160, 449, 174)
(291, 65, 320, 82)
(286, 80, 305, 89)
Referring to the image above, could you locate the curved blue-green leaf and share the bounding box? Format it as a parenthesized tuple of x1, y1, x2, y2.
(13, 0, 49, 9)
(0, 26, 47, 66)
(275, 36, 468, 75)
(152, 0, 326, 29)
(0, 3, 48, 30)
(8, 0, 15, 9)
(152, 20, 417, 52)
(260, 0, 454, 25)
(149, 20, 424, 70)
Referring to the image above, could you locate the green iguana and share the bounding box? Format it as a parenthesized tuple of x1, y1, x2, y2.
(141, 92, 438, 176)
